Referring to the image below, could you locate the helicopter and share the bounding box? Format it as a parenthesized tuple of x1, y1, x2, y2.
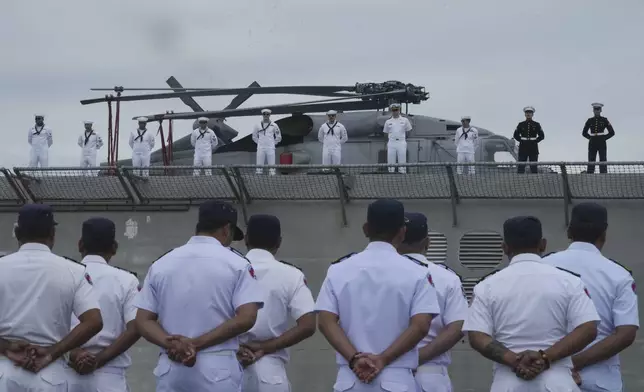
(81, 77, 532, 172)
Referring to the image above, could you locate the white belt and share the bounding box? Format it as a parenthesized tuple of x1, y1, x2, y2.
(520, 137, 538, 141)
(416, 363, 448, 375)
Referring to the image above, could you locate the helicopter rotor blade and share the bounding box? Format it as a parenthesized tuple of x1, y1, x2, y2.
(81, 85, 357, 105)
(165, 76, 204, 112)
(135, 90, 403, 121)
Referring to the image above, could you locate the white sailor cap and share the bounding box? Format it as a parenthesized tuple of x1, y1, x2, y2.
(83, 121, 94, 125)
(327, 110, 337, 116)
(34, 114, 45, 118)
(261, 108, 272, 115)
(461, 116, 471, 121)
(136, 117, 148, 122)
(591, 102, 604, 109)
(390, 103, 401, 109)
(198, 117, 209, 122)
(523, 106, 535, 113)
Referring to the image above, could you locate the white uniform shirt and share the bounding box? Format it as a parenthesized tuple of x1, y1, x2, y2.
(78, 131, 104, 152)
(0, 244, 98, 346)
(241, 249, 315, 363)
(383, 116, 412, 142)
(128, 128, 155, 153)
(28, 125, 53, 149)
(318, 122, 348, 147)
(190, 128, 218, 153)
(454, 127, 479, 154)
(463, 253, 600, 370)
(315, 242, 440, 369)
(134, 236, 265, 353)
(543, 242, 639, 367)
(252, 122, 282, 149)
(405, 254, 469, 366)
(70, 255, 140, 369)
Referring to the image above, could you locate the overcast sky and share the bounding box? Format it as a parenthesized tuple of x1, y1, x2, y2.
(2, 0, 643, 167)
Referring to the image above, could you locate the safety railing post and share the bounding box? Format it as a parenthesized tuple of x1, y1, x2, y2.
(114, 167, 137, 204)
(220, 167, 247, 224)
(559, 163, 572, 227)
(333, 167, 349, 227)
(231, 167, 252, 205)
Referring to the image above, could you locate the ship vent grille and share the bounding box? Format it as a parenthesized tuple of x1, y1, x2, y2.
(425, 232, 447, 264)
(461, 277, 480, 304)
(459, 231, 504, 270)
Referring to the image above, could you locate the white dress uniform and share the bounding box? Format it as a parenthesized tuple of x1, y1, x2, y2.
(543, 243, 639, 392)
(78, 122, 104, 173)
(454, 120, 479, 175)
(241, 249, 315, 392)
(315, 241, 440, 392)
(128, 118, 156, 177)
(383, 110, 412, 174)
(318, 117, 348, 165)
(405, 254, 468, 392)
(0, 244, 99, 391)
(252, 112, 282, 175)
(463, 253, 601, 392)
(134, 235, 265, 392)
(69, 255, 140, 392)
(190, 123, 218, 176)
(28, 116, 53, 168)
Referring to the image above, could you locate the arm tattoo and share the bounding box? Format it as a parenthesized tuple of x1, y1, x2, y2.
(481, 339, 510, 364)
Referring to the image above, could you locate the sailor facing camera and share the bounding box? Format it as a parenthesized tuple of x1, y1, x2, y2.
(454, 116, 479, 175)
(252, 109, 282, 176)
(135, 200, 263, 392)
(383, 103, 412, 174)
(318, 110, 348, 165)
(0, 204, 103, 392)
(513, 107, 545, 174)
(463, 216, 599, 392)
(67, 217, 142, 392)
(28, 114, 53, 168)
(129, 117, 156, 177)
(191, 117, 218, 176)
(316, 199, 439, 392)
(582, 103, 615, 174)
(398, 212, 468, 392)
(78, 121, 104, 174)
(240, 214, 316, 392)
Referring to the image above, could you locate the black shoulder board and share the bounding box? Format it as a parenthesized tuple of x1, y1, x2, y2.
(438, 263, 462, 280)
(112, 265, 138, 278)
(556, 266, 580, 278)
(153, 249, 174, 263)
(480, 269, 499, 281)
(331, 252, 356, 265)
(279, 260, 303, 272)
(403, 254, 428, 267)
(62, 256, 84, 266)
(229, 247, 250, 263)
(609, 258, 633, 275)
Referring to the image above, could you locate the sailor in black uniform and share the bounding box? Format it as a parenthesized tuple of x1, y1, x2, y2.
(513, 106, 545, 174)
(582, 103, 615, 174)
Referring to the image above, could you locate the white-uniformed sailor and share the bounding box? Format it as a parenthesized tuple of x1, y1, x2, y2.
(28, 114, 53, 168)
(135, 200, 264, 392)
(129, 117, 156, 177)
(78, 121, 104, 174)
(318, 110, 348, 166)
(383, 103, 413, 174)
(543, 203, 639, 392)
(398, 212, 468, 392)
(67, 218, 142, 392)
(239, 214, 316, 392)
(0, 204, 103, 391)
(252, 109, 282, 175)
(464, 216, 600, 392)
(316, 199, 440, 391)
(454, 116, 479, 175)
(191, 117, 218, 176)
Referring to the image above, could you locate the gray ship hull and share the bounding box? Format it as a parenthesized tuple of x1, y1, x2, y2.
(0, 162, 642, 391)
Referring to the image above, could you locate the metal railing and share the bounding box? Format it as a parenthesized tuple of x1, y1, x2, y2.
(2, 162, 643, 224)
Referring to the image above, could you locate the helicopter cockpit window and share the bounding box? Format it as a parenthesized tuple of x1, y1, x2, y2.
(483, 138, 517, 164)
